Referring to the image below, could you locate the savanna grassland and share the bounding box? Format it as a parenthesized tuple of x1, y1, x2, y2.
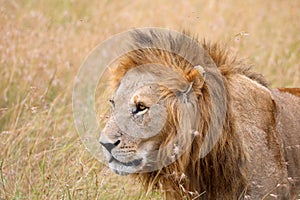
(0, 0, 299, 199)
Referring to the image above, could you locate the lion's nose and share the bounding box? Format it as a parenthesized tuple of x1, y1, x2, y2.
(100, 140, 120, 153)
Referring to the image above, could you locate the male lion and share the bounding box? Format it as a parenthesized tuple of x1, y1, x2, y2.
(99, 30, 300, 199)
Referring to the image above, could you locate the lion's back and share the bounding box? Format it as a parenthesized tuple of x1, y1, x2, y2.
(272, 89, 300, 197)
(227, 74, 300, 198)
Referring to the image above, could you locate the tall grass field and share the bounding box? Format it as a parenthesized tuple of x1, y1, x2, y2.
(0, 0, 299, 199)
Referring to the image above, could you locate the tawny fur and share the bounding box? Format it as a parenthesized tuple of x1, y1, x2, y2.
(103, 31, 300, 199)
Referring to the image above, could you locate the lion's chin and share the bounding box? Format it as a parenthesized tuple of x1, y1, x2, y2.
(112, 169, 129, 176)
(108, 157, 144, 175)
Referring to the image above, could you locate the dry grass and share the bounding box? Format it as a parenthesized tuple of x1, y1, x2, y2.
(0, 0, 299, 199)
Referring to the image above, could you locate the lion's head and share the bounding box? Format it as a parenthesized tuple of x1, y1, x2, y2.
(99, 58, 206, 175)
(98, 29, 225, 179)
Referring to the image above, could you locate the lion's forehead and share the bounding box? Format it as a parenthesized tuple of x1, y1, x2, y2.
(114, 64, 187, 98)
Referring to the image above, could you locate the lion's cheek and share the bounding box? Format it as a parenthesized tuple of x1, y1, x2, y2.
(142, 114, 151, 126)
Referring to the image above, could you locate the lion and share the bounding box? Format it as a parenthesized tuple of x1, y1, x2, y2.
(99, 30, 300, 199)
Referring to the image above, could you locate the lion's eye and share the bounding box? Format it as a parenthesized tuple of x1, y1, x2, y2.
(132, 102, 148, 116)
(137, 103, 146, 111)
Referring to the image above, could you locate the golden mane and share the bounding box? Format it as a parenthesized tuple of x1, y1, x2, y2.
(106, 30, 300, 199)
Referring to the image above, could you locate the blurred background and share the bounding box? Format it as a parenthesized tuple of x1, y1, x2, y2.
(0, 0, 299, 199)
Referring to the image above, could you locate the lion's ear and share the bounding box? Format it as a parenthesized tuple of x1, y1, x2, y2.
(194, 65, 206, 78)
(194, 65, 206, 87)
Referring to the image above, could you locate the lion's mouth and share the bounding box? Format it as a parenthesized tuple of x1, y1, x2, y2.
(109, 156, 143, 167)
